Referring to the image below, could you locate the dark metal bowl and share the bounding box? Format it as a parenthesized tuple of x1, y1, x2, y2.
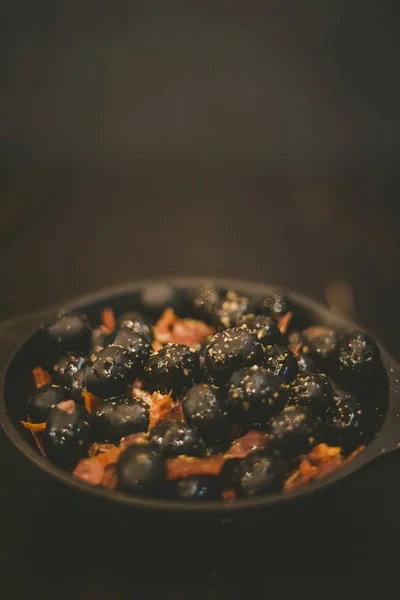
(0, 277, 399, 516)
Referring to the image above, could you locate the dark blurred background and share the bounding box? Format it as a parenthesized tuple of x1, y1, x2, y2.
(0, 0, 399, 357)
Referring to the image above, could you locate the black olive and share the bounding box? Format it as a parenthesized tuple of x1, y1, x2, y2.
(69, 369, 86, 403)
(226, 366, 287, 428)
(93, 396, 149, 443)
(204, 327, 264, 385)
(115, 312, 153, 340)
(148, 419, 205, 457)
(290, 373, 335, 418)
(183, 383, 230, 443)
(236, 314, 284, 346)
(139, 284, 189, 318)
(144, 344, 200, 397)
(264, 345, 298, 383)
(83, 346, 133, 398)
(296, 353, 317, 375)
(28, 383, 71, 423)
(190, 284, 222, 323)
(267, 405, 320, 459)
(53, 354, 87, 388)
(302, 326, 338, 368)
(331, 331, 383, 389)
(91, 326, 109, 351)
(215, 291, 250, 330)
(168, 476, 222, 500)
(255, 294, 311, 330)
(229, 453, 284, 497)
(43, 402, 92, 469)
(108, 328, 152, 372)
(323, 395, 371, 452)
(255, 293, 293, 319)
(45, 312, 92, 355)
(116, 445, 166, 496)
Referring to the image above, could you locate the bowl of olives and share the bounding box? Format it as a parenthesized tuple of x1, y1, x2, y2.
(0, 278, 398, 514)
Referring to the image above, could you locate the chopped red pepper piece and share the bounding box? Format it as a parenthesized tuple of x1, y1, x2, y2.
(32, 367, 51, 388)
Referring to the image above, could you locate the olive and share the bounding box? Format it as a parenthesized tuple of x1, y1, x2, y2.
(148, 419, 205, 457)
(226, 366, 287, 428)
(28, 383, 71, 423)
(255, 293, 293, 319)
(169, 476, 222, 500)
(190, 283, 222, 323)
(264, 345, 298, 383)
(45, 312, 92, 355)
(115, 312, 153, 340)
(116, 445, 166, 496)
(83, 346, 133, 398)
(43, 401, 92, 469)
(267, 405, 320, 459)
(139, 284, 189, 318)
(183, 383, 230, 443)
(296, 353, 316, 375)
(144, 344, 200, 397)
(237, 313, 284, 347)
(323, 395, 371, 452)
(290, 373, 334, 417)
(302, 326, 338, 368)
(91, 326, 109, 351)
(204, 327, 264, 385)
(255, 294, 311, 330)
(331, 331, 383, 389)
(108, 328, 152, 372)
(53, 354, 87, 388)
(69, 369, 86, 403)
(93, 396, 149, 443)
(215, 291, 250, 330)
(229, 453, 284, 497)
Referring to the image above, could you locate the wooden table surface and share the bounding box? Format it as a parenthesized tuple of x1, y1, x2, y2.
(0, 2, 399, 598)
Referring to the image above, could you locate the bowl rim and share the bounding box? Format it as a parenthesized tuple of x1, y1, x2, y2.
(0, 276, 397, 515)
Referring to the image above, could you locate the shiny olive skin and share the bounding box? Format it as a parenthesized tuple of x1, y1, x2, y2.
(226, 366, 287, 428)
(331, 331, 383, 389)
(255, 293, 293, 319)
(267, 405, 320, 459)
(237, 313, 284, 347)
(323, 395, 370, 452)
(149, 419, 205, 457)
(183, 383, 230, 443)
(215, 291, 250, 330)
(204, 327, 264, 385)
(230, 453, 284, 497)
(290, 373, 335, 417)
(144, 344, 200, 397)
(191, 284, 222, 323)
(43, 403, 92, 469)
(53, 354, 87, 388)
(302, 326, 338, 368)
(83, 346, 133, 398)
(264, 345, 298, 383)
(108, 328, 152, 372)
(28, 383, 71, 423)
(296, 353, 317, 375)
(115, 312, 153, 340)
(91, 326, 109, 351)
(116, 445, 166, 496)
(139, 284, 189, 318)
(93, 396, 149, 443)
(45, 312, 92, 355)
